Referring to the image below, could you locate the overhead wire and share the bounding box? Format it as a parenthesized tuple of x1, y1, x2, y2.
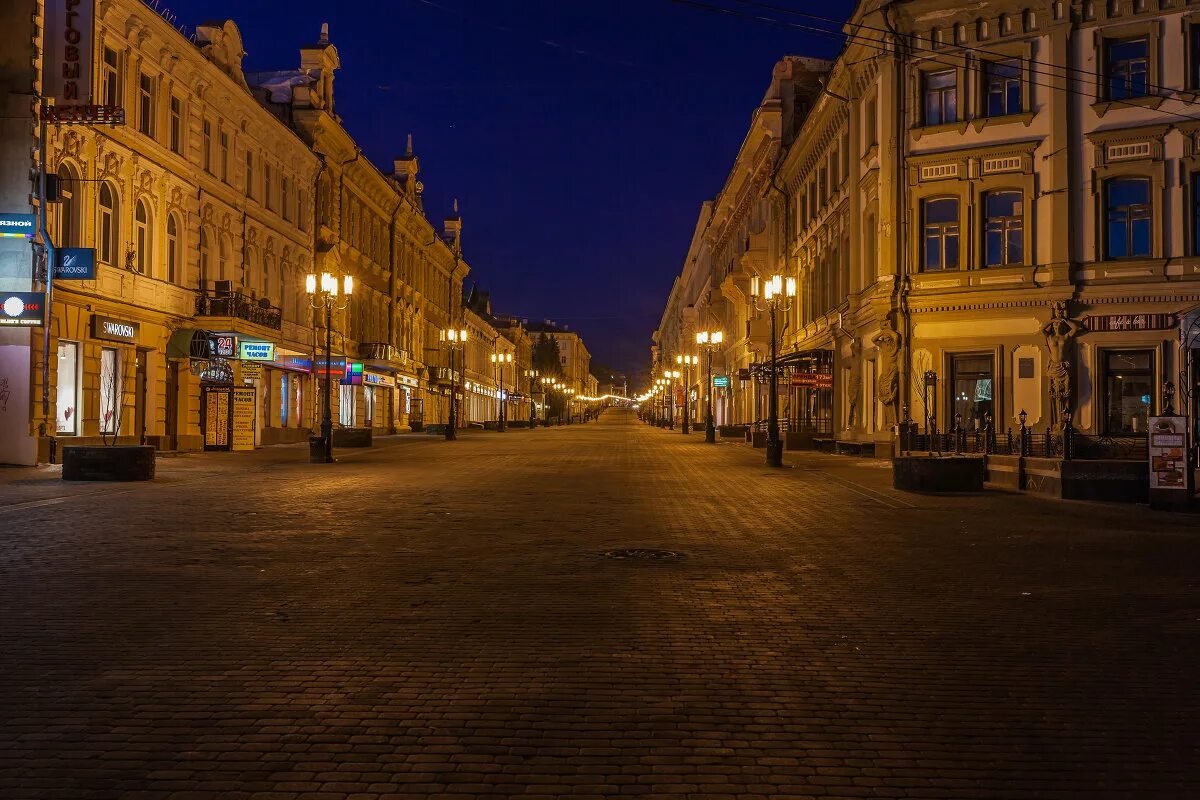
(668, 0, 1200, 126)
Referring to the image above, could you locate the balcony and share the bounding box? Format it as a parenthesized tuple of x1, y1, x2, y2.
(358, 342, 409, 363)
(195, 290, 282, 331)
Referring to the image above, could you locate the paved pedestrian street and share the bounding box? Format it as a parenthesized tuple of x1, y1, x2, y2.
(0, 408, 1197, 800)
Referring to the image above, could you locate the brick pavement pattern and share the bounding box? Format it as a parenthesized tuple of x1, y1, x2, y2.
(0, 408, 1197, 799)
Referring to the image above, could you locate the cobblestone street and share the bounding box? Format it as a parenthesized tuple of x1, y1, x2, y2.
(1, 408, 1197, 799)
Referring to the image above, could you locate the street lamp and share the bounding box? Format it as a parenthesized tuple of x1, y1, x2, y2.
(490, 351, 513, 432)
(526, 368, 540, 428)
(750, 273, 796, 468)
(696, 329, 724, 443)
(566, 388, 576, 424)
(676, 354, 697, 435)
(663, 369, 680, 430)
(439, 326, 469, 441)
(305, 271, 353, 464)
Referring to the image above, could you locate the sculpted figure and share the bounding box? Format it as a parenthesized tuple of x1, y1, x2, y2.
(872, 315, 901, 426)
(1043, 301, 1081, 428)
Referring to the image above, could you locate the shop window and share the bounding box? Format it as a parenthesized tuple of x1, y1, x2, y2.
(280, 373, 290, 426)
(98, 182, 118, 265)
(166, 214, 180, 284)
(983, 190, 1023, 267)
(56, 341, 79, 435)
(922, 69, 957, 126)
(1103, 350, 1153, 434)
(950, 354, 994, 432)
(133, 199, 150, 274)
(100, 347, 121, 435)
(1104, 38, 1149, 100)
(339, 384, 355, 426)
(984, 59, 1022, 117)
(198, 228, 210, 289)
(169, 95, 182, 154)
(364, 386, 376, 427)
(921, 197, 960, 271)
(1105, 177, 1151, 259)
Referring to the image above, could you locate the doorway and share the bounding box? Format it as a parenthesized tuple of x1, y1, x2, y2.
(164, 360, 179, 450)
(134, 349, 150, 444)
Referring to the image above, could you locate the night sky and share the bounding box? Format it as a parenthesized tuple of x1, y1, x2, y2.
(159, 0, 856, 374)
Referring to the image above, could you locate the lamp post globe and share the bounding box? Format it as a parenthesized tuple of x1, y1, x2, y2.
(306, 272, 353, 464)
(750, 274, 796, 468)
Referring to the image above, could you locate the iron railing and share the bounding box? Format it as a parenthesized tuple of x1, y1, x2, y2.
(195, 291, 282, 330)
(899, 421, 1147, 461)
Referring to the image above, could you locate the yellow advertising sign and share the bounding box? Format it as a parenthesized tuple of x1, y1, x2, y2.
(232, 387, 256, 451)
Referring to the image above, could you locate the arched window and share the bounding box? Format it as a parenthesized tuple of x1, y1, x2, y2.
(98, 182, 119, 265)
(260, 249, 271, 299)
(133, 199, 151, 274)
(198, 227, 210, 289)
(55, 164, 80, 247)
(166, 214, 180, 284)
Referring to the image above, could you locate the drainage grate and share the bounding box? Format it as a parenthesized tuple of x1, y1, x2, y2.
(602, 548, 683, 561)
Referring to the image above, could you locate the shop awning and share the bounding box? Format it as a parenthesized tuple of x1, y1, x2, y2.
(166, 328, 213, 360)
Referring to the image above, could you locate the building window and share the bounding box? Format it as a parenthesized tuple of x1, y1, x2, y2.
(280, 373, 290, 426)
(219, 130, 230, 182)
(1103, 350, 1154, 434)
(55, 164, 79, 248)
(364, 385, 376, 427)
(166, 214, 180, 284)
(1193, 173, 1200, 256)
(921, 197, 960, 271)
(100, 347, 121, 435)
(98, 182, 118, 265)
(950, 354, 994, 433)
(245, 151, 255, 199)
(298, 189, 309, 232)
(281, 176, 290, 221)
(1105, 38, 1149, 100)
(1105, 177, 1151, 259)
(984, 59, 1022, 116)
(137, 72, 154, 136)
(923, 69, 957, 126)
(864, 97, 877, 149)
(56, 341, 80, 435)
(264, 162, 273, 210)
(168, 95, 182, 153)
(133, 199, 150, 274)
(202, 120, 212, 172)
(101, 47, 120, 107)
(198, 228, 209, 289)
(1191, 25, 1200, 90)
(983, 191, 1023, 267)
(339, 384, 355, 426)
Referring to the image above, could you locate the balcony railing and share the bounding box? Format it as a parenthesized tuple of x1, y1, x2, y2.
(195, 290, 282, 331)
(359, 342, 409, 362)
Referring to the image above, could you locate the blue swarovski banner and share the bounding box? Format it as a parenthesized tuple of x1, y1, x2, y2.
(56, 248, 96, 280)
(0, 213, 36, 238)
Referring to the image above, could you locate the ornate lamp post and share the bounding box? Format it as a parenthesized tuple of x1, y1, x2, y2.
(696, 329, 723, 443)
(490, 351, 512, 432)
(439, 326, 469, 441)
(525, 368, 540, 428)
(566, 388, 576, 424)
(750, 273, 796, 468)
(305, 271, 353, 464)
(541, 376, 553, 426)
(675, 354, 697, 435)
(663, 369, 680, 430)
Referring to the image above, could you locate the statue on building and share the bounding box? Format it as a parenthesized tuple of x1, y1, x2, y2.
(846, 337, 863, 429)
(872, 314, 902, 426)
(1043, 300, 1082, 429)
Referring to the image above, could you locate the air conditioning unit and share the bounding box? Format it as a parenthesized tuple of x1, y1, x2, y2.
(214, 279, 233, 297)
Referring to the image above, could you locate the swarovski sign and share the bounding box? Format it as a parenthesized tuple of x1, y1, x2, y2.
(43, 0, 95, 106)
(90, 314, 139, 343)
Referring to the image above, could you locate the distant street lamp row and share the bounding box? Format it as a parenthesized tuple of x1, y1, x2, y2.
(639, 271, 793, 467)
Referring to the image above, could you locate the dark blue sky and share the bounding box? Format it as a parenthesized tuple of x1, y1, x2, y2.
(162, 0, 854, 372)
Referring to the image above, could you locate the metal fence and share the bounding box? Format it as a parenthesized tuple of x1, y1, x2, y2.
(899, 422, 1146, 461)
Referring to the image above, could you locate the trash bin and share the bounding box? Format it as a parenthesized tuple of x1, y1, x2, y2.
(309, 435, 327, 463)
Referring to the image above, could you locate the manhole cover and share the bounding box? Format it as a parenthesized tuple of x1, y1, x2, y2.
(603, 548, 682, 561)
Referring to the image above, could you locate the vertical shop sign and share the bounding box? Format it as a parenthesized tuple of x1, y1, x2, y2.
(231, 386, 256, 451)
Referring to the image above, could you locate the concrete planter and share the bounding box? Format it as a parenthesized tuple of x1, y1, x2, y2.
(785, 430, 815, 451)
(893, 455, 985, 492)
(408, 420, 425, 432)
(62, 445, 156, 482)
(1024, 457, 1148, 503)
(751, 431, 767, 449)
(331, 427, 372, 448)
(424, 424, 448, 436)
